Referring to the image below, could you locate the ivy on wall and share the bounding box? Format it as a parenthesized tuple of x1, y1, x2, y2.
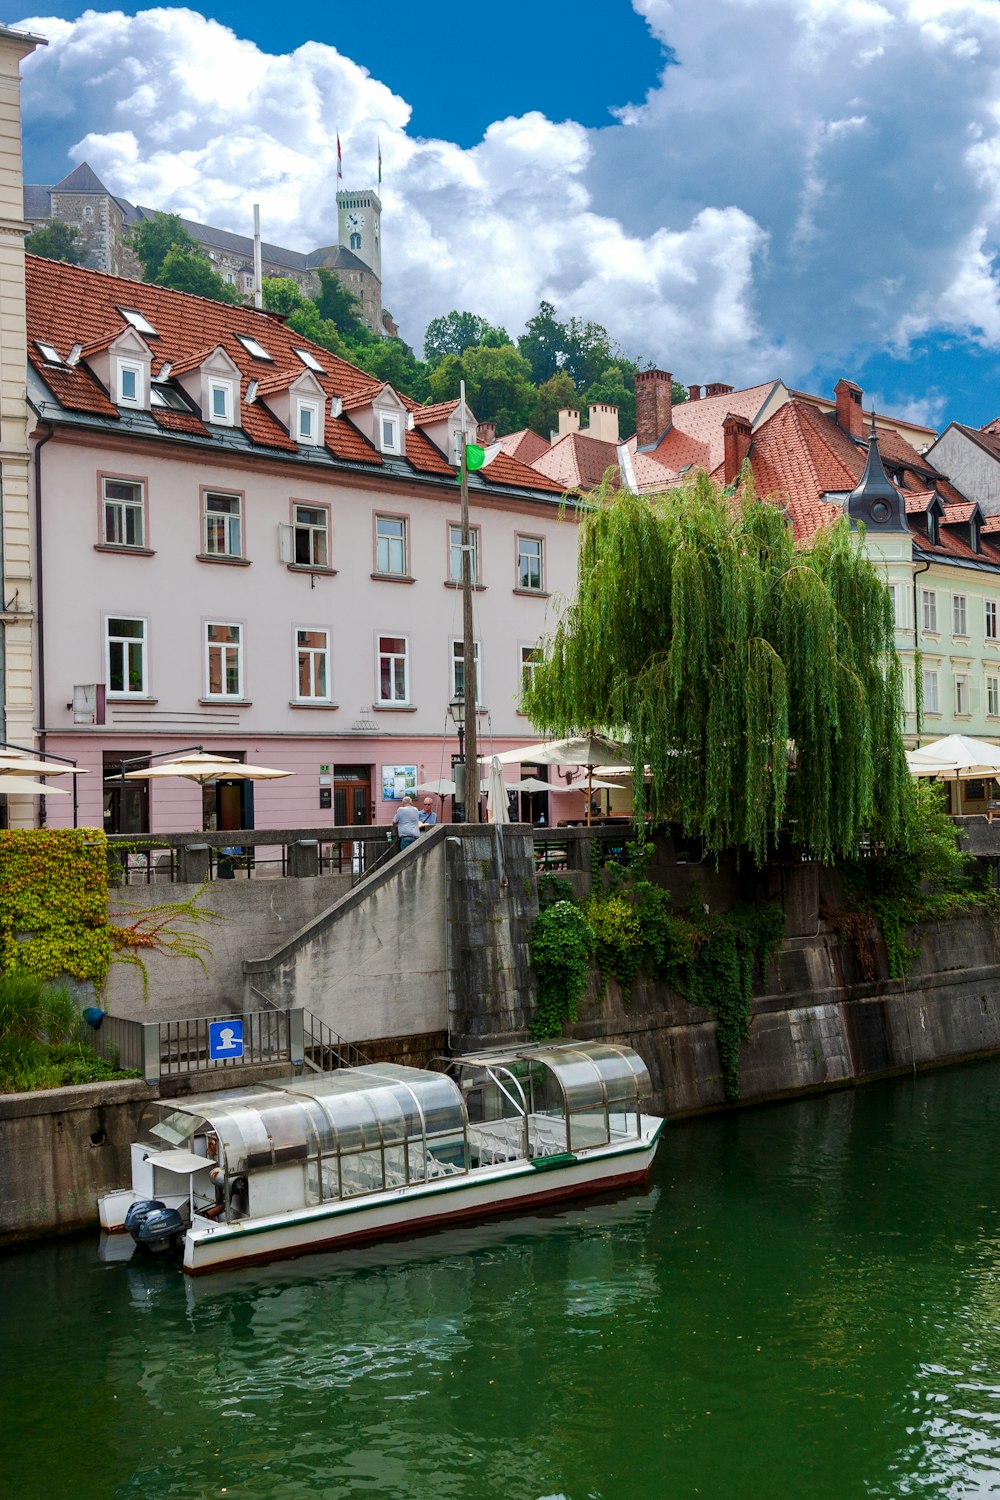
(0, 829, 112, 985)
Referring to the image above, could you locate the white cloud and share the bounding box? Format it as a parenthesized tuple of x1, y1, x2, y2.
(16, 1, 1000, 395)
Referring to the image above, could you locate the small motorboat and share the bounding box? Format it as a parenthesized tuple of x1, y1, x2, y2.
(98, 1040, 663, 1276)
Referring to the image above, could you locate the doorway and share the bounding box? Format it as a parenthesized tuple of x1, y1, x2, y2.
(519, 764, 549, 827)
(104, 752, 150, 835)
(332, 765, 372, 869)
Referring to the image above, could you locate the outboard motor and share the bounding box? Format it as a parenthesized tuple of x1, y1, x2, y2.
(134, 1207, 186, 1255)
(125, 1199, 166, 1242)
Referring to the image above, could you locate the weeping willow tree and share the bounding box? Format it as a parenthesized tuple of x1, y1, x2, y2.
(524, 472, 912, 865)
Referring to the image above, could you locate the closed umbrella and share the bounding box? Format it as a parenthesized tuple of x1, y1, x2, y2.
(486, 757, 511, 825)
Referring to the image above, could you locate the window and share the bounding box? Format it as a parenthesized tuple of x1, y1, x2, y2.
(297, 399, 320, 445)
(350, 232, 362, 251)
(921, 589, 938, 632)
(208, 381, 233, 425)
(987, 600, 997, 641)
(988, 673, 1000, 718)
(117, 361, 142, 407)
(375, 515, 407, 575)
(955, 671, 971, 715)
(203, 491, 242, 558)
(922, 666, 940, 714)
(34, 340, 63, 366)
(84, 205, 93, 221)
(888, 582, 908, 629)
(451, 639, 482, 702)
(516, 535, 544, 592)
(380, 414, 401, 454)
(378, 635, 409, 704)
(520, 645, 542, 702)
(205, 622, 243, 698)
(118, 307, 157, 336)
(903, 664, 916, 715)
(102, 478, 145, 548)
(296, 628, 330, 700)
(953, 594, 968, 636)
(294, 347, 326, 374)
(449, 523, 479, 584)
(226, 272, 235, 285)
(452, 430, 464, 466)
(150, 383, 190, 411)
(106, 617, 147, 696)
(235, 334, 272, 361)
(292, 504, 329, 568)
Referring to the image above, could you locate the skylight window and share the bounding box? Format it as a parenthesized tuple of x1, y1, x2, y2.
(293, 347, 326, 374)
(118, 307, 157, 336)
(34, 341, 63, 366)
(236, 334, 273, 361)
(150, 385, 190, 412)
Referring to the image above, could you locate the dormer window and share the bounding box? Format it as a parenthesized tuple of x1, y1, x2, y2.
(297, 399, 321, 446)
(380, 415, 402, 455)
(294, 347, 325, 374)
(150, 383, 190, 412)
(118, 308, 157, 337)
(927, 511, 938, 546)
(236, 334, 272, 361)
(117, 360, 144, 408)
(452, 430, 464, 466)
(208, 380, 234, 426)
(34, 340, 63, 366)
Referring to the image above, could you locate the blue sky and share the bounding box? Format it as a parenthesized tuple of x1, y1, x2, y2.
(15, 1, 1000, 432)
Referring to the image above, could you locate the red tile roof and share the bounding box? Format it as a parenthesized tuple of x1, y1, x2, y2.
(651, 382, 778, 473)
(480, 449, 566, 494)
(495, 428, 551, 467)
(406, 426, 454, 477)
(531, 430, 620, 490)
(150, 407, 208, 438)
(411, 399, 459, 425)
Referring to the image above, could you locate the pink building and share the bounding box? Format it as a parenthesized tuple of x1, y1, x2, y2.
(25, 257, 579, 836)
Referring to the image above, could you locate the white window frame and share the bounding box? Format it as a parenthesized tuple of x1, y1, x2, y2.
(294, 626, 331, 702)
(105, 615, 148, 697)
(236, 333, 272, 361)
(203, 491, 243, 558)
(952, 593, 969, 637)
(449, 523, 480, 584)
(987, 672, 1000, 718)
(379, 414, 402, 455)
(208, 380, 234, 426)
(291, 503, 330, 569)
(293, 347, 326, 374)
(204, 621, 244, 700)
(520, 644, 541, 707)
(955, 670, 971, 716)
(986, 600, 998, 642)
(516, 534, 545, 593)
(451, 639, 482, 704)
(903, 664, 916, 715)
(102, 477, 145, 549)
(921, 588, 938, 633)
(377, 634, 410, 705)
(117, 360, 144, 408)
(375, 514, 407, 576)
(297, 398, 321, 446)
(921, 666, 940, 715)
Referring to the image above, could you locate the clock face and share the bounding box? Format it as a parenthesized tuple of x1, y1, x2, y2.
(346, 211, 365, 231)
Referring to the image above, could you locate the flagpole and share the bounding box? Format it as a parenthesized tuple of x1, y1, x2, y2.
(459, 379, 478, 823)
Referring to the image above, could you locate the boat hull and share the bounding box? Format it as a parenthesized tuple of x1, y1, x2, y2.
(183, 1124, 662, 1275)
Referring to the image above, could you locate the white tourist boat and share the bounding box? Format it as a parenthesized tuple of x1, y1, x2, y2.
(98, 1041, 663, 1276)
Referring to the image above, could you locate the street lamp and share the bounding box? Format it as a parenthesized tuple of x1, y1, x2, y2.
(449, 693, 467, 822)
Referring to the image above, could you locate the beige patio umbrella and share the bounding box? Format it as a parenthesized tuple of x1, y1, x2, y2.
(0, 775, 69, 795)
(494, 734, 628, 825)
(0, 753, 85, 777)
(123, 751, 293, 786)
(905, 734, 1000, 814)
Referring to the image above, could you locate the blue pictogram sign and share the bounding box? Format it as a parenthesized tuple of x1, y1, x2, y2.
(209, 1019, 244, 1060)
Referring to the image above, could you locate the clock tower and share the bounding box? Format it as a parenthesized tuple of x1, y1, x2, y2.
(336, 188, 381, 281)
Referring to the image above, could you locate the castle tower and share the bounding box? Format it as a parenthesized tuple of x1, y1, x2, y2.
(336, 188, 381, 281)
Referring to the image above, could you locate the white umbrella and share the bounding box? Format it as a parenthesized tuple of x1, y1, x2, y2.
(414, 777, 457, 796)
(564, 776, 623, 792)
(513, 775, 553, 793)
(486, 756, 511, 826)
(0, 775, 68, 795)
(905, 734, 1000, 813)
(0, 754, 84, 776)
(123, 752, 293, 785)
(494, 734, 627, 826)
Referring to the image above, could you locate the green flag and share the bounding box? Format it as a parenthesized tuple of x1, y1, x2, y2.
(465, 444, 486, 472)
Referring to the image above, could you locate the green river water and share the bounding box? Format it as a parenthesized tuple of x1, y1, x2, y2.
(3, 1059, 1000, 1500)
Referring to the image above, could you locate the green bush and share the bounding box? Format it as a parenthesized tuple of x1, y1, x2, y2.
(529, 900, 592, 1040)
(0, 972, 139, 1092)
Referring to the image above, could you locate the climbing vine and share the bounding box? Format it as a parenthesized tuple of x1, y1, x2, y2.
(0, 829, 112, 984)
(529, 900, 592, 1041)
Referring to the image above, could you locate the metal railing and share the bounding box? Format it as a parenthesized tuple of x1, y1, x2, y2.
(247, 984, 371, 1073)
(106, 825, 395, 884)
(532, 822, 641, 873)
(81, 1006, 309, 1084)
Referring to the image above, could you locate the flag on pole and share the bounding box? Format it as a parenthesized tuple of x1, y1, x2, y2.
(337, 133, 343, 182)
(377, 137, 382, 185)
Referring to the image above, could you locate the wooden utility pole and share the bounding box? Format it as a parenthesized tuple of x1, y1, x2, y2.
(459, 382, 478, 821)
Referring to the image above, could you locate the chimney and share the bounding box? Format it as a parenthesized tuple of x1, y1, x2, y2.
(723, 412, 752, 486)
(635, 368, 673, 447)
(476, 420, 496, 446)
(705, 381, 733, 399)
(688, 384, 702, 402)
(835, 378, 864, 441)
(557, 408, 580, 439)
(587, 404, 619, 444)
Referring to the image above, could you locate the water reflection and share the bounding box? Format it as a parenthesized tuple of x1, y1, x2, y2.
(4, 1066, 1000, 1499)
